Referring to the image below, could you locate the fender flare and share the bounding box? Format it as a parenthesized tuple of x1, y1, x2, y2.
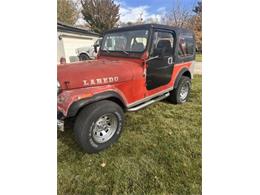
(67, 91, 126, 117)
(173, 68, 191, 89)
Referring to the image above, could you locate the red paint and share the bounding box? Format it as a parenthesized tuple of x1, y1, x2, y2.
(57, 55, 192, 116)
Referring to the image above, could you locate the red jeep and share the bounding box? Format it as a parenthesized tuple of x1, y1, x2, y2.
(57, 24, 196, 153)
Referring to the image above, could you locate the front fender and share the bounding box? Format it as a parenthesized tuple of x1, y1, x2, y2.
(57, 86, 127, 118)
(67, 91, 126, 117)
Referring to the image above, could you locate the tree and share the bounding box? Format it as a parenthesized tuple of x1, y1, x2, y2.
(192, 1, 202, 53)
(81, 0, 120, 34)
(163, 0, 202, 53)
(57, 0, 79, 25)
(193, 1, 202, 14)
(164, 0, 192, 28)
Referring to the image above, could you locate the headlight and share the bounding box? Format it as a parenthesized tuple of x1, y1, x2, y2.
(57, 81, 61, 94)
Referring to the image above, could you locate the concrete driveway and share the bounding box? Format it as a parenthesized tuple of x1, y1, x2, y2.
(194, 62, 202, 75)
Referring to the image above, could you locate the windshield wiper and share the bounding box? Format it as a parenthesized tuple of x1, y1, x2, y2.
(120, 50, 129, 55)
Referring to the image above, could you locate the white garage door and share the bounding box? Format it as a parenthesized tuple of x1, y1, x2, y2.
(63, 36, 98, 62)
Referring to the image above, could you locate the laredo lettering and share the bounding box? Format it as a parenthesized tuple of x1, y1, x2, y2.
(108, 77, 114, 82)
(96, 78, 102, 84)
(90, 79, 96, 85)
(83, 80, 89, 86)
(103, 78, 108, 83)
(114, 76, 119, 82)
(83, 76, 119, 86)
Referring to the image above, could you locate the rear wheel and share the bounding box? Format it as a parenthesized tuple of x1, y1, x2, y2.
(79, 53, 90, 61)
(168, 76, 191, 104)
(74, 100, 124, 153)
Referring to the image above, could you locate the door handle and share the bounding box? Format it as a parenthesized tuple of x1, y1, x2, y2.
(168, 57, 173, 65)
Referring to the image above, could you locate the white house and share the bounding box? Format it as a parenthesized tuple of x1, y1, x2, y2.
(57, 22, 100, 64)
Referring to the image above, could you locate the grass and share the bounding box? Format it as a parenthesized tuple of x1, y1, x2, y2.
(195, 53, 202, 62)
(58, 75, 202, 195)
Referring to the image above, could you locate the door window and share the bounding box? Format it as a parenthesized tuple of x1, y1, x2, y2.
(150, 31, 174, 57)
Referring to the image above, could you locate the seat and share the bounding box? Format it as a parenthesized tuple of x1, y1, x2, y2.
(157, 40, 171, 51)
(131, 42, 145, 51)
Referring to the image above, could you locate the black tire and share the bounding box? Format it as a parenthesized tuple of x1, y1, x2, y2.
(168, 76, 191, 104)
(74, 100, 124, 153)
(79, 53, 90, 61)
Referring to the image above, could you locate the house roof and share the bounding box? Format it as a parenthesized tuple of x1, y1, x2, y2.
(57, 21, 100, 37)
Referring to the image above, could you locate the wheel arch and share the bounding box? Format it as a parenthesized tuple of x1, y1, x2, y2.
(67, 91, 126, 118)
(79, 51, 89, 56)
(173, 68, 191, 89)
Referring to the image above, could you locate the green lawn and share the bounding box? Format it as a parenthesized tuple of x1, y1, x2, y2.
(195, 53, 202, 62)
(58, 75, 202, 195)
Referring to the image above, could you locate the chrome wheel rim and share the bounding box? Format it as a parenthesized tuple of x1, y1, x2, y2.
(92, 113, 118, 143)
(180, 82, 189, 101)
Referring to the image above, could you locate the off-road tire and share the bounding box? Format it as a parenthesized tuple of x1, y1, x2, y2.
(74, 100, 124, 153)
(168, 76, 191, 104)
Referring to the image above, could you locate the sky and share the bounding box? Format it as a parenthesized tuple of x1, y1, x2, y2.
(76, 0, 199, 25)
(117, 0, 199, 23)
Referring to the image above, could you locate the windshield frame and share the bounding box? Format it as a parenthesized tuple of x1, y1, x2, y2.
(100, 29, 151, 55)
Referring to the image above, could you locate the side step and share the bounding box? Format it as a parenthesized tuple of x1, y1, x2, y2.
(127, 92, 170, 112)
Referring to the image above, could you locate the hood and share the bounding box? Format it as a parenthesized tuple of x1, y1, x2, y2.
(58, 59, 138, 89)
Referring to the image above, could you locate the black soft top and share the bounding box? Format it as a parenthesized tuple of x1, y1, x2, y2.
(104, 23, 193, 35)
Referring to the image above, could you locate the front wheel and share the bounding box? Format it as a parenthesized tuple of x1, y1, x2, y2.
(74, 100, 124, 153)
(168, 76, 191, 104)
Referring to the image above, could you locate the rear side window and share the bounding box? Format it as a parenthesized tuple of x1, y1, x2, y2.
(178, 34, 195, 57)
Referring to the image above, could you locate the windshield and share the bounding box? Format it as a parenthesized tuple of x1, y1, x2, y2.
(101, 29, 149, 53)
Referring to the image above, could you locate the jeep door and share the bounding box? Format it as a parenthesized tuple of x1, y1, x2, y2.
(146, 30, 175, 90)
